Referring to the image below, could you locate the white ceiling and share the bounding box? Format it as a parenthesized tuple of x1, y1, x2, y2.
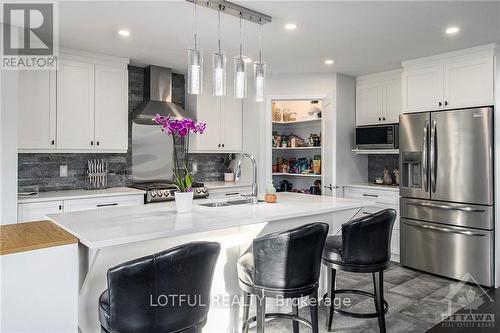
(57, 0, 500, 76)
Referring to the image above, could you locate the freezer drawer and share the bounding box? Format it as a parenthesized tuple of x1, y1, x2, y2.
(400, 198, 494, 230)
(400, 218, 493, 287)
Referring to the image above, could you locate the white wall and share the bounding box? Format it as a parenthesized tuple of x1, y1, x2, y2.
(0, 66, 19, 224)
(241, 73, 343, 192)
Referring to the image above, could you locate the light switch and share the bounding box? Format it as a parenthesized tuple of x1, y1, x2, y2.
(60, 165, 68, 177)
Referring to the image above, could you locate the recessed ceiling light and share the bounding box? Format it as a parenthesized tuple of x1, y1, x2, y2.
(285, 23, 297, 30)
(324, 59, 335, 65)
(445, 26, 460, 35)
(118, 30, 130, 37)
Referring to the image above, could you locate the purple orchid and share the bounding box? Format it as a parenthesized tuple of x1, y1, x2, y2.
(152, 114, 206, 192)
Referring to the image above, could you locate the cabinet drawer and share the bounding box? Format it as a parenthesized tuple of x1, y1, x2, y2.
(344, 187, 399, 205)
(17, 201, 64, 223)
(64, 194, 143, 212)
(208, 186, 252, 199)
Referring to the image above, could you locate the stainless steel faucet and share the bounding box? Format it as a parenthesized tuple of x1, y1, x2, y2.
(234, 153, 258, 204)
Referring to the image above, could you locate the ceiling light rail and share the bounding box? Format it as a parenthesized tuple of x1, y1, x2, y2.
(185, 0, 272, 25)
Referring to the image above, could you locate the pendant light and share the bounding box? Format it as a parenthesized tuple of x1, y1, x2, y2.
(187, 0, 203, 95)
(253, 22, 266, 102)
(233, 13, 247, 99)
(212, 7, 226, 96)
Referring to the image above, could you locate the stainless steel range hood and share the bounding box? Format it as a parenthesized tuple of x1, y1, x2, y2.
(131, 65, 196, 125)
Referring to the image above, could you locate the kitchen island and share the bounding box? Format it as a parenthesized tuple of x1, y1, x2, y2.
(48, 192, 371, 333)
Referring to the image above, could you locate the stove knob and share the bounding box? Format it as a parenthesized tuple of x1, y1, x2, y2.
(196, 188, 202, 194)
(157, 191, 164, 197)
(150, 190, 157, 198)
(202, 188, 208, 193)
(163, 190, 170, 197)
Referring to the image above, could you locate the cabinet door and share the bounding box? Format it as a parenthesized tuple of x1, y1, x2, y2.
(382, 78, 402, 123)
(402, 65, 443, 113)
(17, 201, 63, 223)
(192, 94, 222, 151)
(95, 65, 128, 150)
(356, 82, 383, 125)
(220, 96, 242, 151)
(18, 70, 56, 149)
(57, 59, 95, 149)
(443, 56, 494, 109)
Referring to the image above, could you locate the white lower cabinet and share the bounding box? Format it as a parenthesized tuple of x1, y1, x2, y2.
(17, 200, 64, 223)
(17, 194, 144, 222)
(344, 186, 400, 261)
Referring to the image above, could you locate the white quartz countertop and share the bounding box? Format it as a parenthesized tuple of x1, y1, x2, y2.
(344, 183, 400, 192)
(203, 181, 252, 189)
(48, 193, 371, 249)
(18, 187, 146, 203)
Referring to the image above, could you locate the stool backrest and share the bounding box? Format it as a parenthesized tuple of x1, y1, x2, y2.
(253, 222, 329, 290)
(106, 241, 220, 332)
(342, 209, 396, 266)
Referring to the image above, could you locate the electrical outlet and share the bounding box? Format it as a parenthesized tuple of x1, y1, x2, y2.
(60, 165, 68, 177)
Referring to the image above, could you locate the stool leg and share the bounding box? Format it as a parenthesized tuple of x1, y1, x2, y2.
(374, 271, 386, 333)
(309, 290, 319, 333)
(326, 267, 336, 331)
(242, 292, 251, 333)
(292, 302, 299, 333)
(372, 273, 379, 314)
(256, 295, 266, 333)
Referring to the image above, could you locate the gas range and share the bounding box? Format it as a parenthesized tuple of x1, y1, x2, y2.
(130, 182, 209, 203)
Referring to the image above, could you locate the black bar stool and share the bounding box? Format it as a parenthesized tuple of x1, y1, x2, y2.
(237, 222, 329, 333)
(322, 209, 396, 333)
(98, 241, 220, 333)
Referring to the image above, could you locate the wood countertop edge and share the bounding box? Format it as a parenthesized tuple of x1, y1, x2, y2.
(0, 220, 78, 256)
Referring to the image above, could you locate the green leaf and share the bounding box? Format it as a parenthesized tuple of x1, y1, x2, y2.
(185, 172, 192, 189)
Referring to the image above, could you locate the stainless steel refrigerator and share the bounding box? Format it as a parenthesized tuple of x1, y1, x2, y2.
(399, 107, 494, 287)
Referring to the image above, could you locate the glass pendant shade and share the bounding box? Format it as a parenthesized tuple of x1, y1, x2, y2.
(212, 51, 226, 96)
(187, 48, 203, 95)
(253, 61, 266, 102)
(233, 56, 247, 99)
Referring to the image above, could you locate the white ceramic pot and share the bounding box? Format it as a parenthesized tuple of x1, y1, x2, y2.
(174, 191, 194, 214)
(224, 172, 234, 182)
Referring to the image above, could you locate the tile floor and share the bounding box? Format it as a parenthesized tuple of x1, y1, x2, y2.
(248, 263, 487, 333)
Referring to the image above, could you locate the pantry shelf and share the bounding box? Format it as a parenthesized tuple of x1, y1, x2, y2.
(272, 118, 321, 125)
(272, 146, 321, 150)
(272, 173, 322, 177)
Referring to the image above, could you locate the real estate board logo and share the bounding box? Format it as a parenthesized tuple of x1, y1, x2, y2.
(1, 1, 58, 69)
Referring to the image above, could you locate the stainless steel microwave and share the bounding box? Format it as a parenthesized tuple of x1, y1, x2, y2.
(355, 124, 399, 149)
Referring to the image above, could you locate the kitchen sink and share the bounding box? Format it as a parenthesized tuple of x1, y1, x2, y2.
(198, 199, 265, 207)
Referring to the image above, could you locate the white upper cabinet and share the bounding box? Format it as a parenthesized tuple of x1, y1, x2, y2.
(187, 76, 242, 153)
(383, 78, 403, 123)
(17, 70, 56, 149)
(94, 65, 128, 150)
(402, 44, 497, 113)
(402, 65, 443, 113)
(356, 82, 383, 125)
(18, 49, 129, 152)
(443, 56, 494, 109)
(220, 94, 242, 151)
(356, 69, 402, 125)
(57, 59, 95, 149)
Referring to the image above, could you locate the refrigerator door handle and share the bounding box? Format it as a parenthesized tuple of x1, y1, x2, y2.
(422, 120, 429, 192)
(406, 201, 486, 213)
(402, 220, 486, 237)
(430, 120, 437, 193)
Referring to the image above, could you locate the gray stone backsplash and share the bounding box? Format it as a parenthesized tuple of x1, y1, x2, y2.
(367, 154, 400, 183)
(18, 65, 227, 193)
